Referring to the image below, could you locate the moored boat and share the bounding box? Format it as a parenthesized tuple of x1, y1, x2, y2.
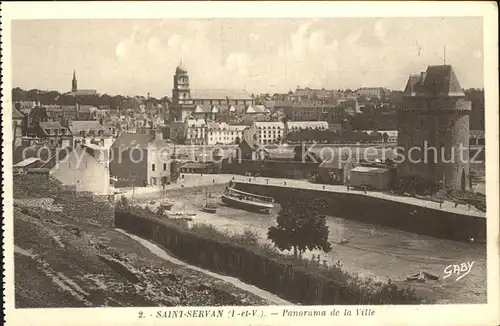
(202, 203, 218, 213)
(405, 271, 439, 282)
(221, 186, 274, 214)
(160, 201, 175, 210)
(201, 188, 218, 213)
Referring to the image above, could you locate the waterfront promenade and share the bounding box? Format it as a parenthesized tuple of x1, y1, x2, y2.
(234, 176, 486, 218)
(119, 173, 485, 218)
(118, 174, 235, 199)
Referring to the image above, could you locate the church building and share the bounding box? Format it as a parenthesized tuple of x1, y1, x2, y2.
(69, 70, 97, 96)
(169, 62, 255, 123)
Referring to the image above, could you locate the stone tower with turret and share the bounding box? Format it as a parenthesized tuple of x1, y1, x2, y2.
(397, 65, 471, 191)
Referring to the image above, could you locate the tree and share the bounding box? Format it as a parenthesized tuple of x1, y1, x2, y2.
(234, 136, 241, 145)
(268, 194, 332, 257)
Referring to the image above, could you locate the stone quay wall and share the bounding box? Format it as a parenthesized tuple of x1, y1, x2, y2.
(233, 182, 486, 243)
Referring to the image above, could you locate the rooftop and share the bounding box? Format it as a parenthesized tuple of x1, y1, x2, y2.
(111, 132, 170, 149)
(246, 105, 267, 114)
(403, 65, 465, 98)
(176, 62, 187, 74)
(191, 89, 253, 100)
(13, 157, 40, 168)
(69, 120, 107, 135)
(39, 121, 68, 130)
(12, 106, 24, 119)
(111, 132, 152, 149)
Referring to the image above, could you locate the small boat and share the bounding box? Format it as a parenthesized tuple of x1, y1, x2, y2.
(221, 185, 274, 214)
(159, 198, 175, 209)
(201, 188, 218, 213)
(202, 203, 218, 213)
(338, 238, 349, 245)
(405, 271, 439, 282)
(159, 188, 175, 210)
(169, 203, 197, 219)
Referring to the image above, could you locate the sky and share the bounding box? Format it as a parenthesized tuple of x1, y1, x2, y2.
(12, 18, 483, 97)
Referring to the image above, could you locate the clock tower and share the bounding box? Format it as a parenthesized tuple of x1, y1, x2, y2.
(171, 61, 194, 122)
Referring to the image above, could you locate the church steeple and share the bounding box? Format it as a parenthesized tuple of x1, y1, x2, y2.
(72, 70, 78, 92)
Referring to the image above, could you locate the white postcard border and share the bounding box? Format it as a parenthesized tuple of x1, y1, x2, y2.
(2, 2, 499, 326)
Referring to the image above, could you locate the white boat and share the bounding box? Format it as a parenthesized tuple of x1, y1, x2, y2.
(221, 186, 274, 214)
(168, 203, 197, 219)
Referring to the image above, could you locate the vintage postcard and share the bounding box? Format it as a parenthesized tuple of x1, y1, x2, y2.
(2, 1, 499, 326)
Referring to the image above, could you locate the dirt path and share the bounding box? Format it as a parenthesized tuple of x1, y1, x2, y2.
(115, 229, 292, 305)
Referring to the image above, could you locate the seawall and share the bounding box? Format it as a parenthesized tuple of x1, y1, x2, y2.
(233, 182, 486, 243)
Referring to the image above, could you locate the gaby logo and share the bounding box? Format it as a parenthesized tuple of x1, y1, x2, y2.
(443, 261, 474, 281)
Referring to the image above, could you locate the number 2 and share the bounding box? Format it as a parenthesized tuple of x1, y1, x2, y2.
(139, 311, 144, 319)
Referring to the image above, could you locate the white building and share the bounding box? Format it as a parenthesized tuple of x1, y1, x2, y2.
(242, 120, 329, 145)
(185, 116, 207, 145)
(251, 121, 286, 145)
(48, 144, 111, 195)
(207, 122, 246, 145)
(173, 115, 247, 145)
(287, 121, 329, 133)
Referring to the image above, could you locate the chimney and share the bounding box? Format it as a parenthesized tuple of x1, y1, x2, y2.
(420, 72, 427, 83)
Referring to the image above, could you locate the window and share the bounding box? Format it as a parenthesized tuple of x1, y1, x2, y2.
(152, 164, 156, 171)
(163, 163, 167, 171)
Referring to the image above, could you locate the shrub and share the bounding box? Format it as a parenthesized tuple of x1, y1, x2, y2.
(191, 223, 229, 240)
(116, 195, 130, 210)
(260, 242, 281, 258)
(231, 228, 260, 247)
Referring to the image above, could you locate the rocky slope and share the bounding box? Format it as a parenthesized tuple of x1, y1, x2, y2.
(14, 203, 271, 307)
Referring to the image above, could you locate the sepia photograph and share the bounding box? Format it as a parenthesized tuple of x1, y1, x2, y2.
(2, 2, 499, 326)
